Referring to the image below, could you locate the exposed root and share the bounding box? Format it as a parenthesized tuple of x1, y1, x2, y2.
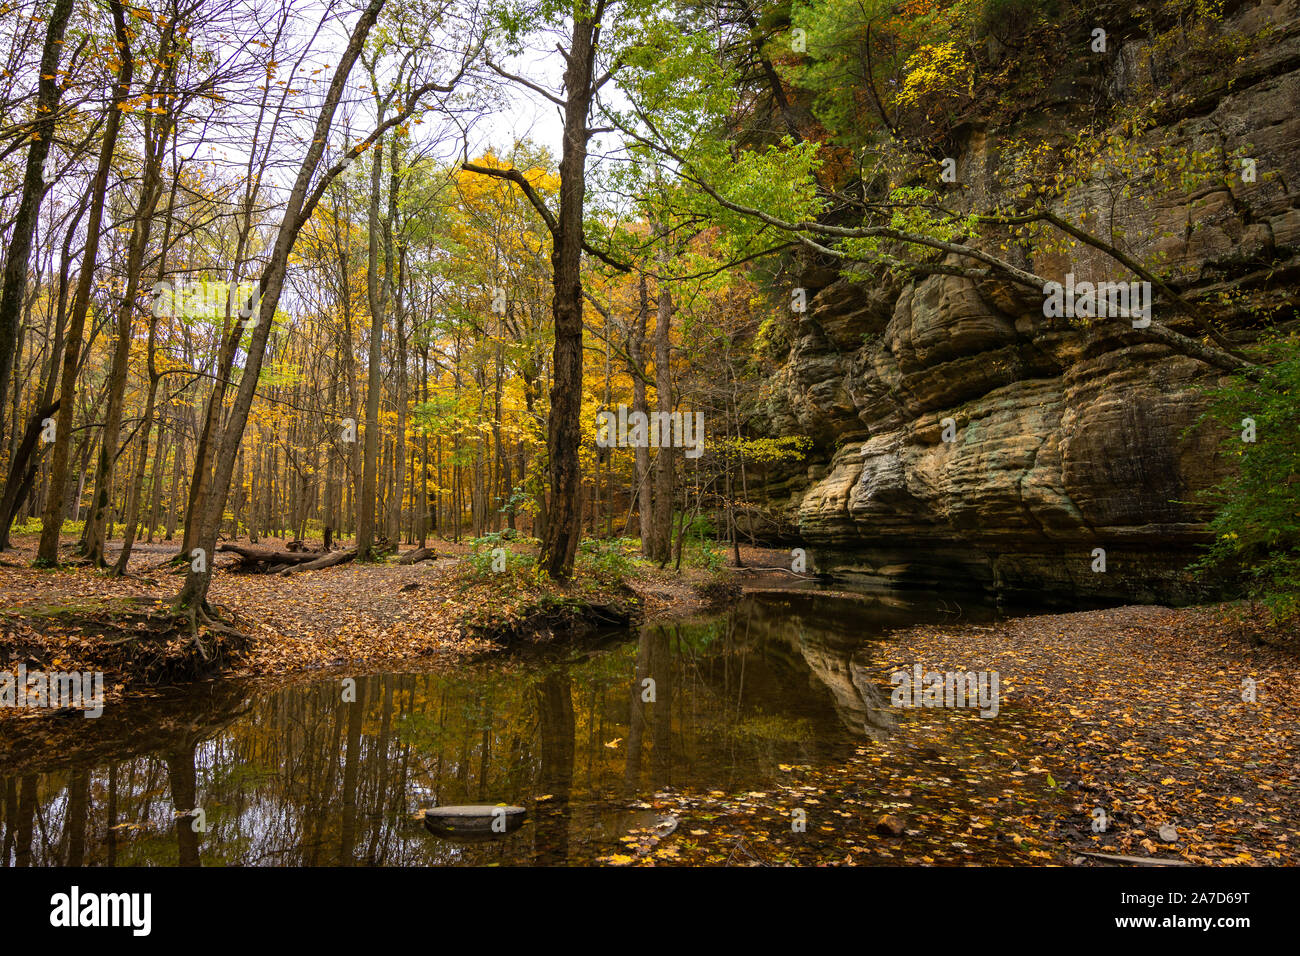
(198, 604, 250, 640)
(0, 597, 253, 688)
(179, 601, 209, 663)
(180, 602, 252, 664)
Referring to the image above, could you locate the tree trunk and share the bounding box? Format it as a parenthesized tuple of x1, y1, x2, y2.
(539, 9, 603, 581)
(358, 123, 387, 559)
(113, 368, 159, 576)
(630, 276, 652, 551)
(166, 430, 184, 540)
(85, 56, 173, 566)
(37, 0, 133, 565)
(0, 194, 85, 548)
(175, 0, 387, 612)
(0, 0, 75, 449)
(649, 268, 674, 564)
(146, 426, 166, 543)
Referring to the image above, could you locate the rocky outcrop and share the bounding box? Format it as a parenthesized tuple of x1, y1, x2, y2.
(753, 0, 1300, 604)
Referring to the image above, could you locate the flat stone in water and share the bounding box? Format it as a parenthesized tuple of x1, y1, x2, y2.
(423, 805, 526, 839)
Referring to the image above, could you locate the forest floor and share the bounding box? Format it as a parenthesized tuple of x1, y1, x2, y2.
(0, 533, 745, 700)
(611, 603, 1300, 867)
(3, 535, 1297, 866)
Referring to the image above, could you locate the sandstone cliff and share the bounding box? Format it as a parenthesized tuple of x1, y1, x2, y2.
(752, 0, 1300, 603)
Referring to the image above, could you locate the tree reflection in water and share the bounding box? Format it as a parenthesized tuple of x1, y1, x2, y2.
(1, 593, 989, 866)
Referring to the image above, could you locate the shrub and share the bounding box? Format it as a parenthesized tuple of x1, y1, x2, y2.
(1192, 333, 1300, 622)
(465, 531, 536, 578)
(577, 537, 642, 582)
(9, 518, 84, 537)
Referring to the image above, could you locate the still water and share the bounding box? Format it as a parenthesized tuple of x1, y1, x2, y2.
(1, 592, 1015, 866)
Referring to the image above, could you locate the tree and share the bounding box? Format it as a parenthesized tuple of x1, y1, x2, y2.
(175, 0, 474, 616)
(611, 12, 1263, 382)
(1194, 333, 1300, 620)
(0, 0, 76, 448)
(463, 0, 643, 579)
(37, 0, 135, 566)
(84, 3, 182, 566)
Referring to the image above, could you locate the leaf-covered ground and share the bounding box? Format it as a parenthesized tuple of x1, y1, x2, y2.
(599, 605, 1299, 866)
(3, 536, 1296, 866)
(0, 537, 475, 686)
(0, 534, 731, 690)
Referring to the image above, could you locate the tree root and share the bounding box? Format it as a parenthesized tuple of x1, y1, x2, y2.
(179, 602, 210, 663)
(186, 604, 252, 665)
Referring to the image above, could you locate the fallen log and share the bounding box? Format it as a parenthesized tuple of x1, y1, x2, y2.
(397, 547, 439, 565)
(216, 543, 321, 568)
(280, 548, 356, 575)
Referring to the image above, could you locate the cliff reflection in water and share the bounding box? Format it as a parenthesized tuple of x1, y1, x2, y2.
(0, 592, 978, 866)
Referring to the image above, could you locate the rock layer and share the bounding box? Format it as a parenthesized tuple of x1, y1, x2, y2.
(753, 0, 1300, 603)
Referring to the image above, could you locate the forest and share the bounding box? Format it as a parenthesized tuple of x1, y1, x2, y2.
(0, 0, 1298, 880)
